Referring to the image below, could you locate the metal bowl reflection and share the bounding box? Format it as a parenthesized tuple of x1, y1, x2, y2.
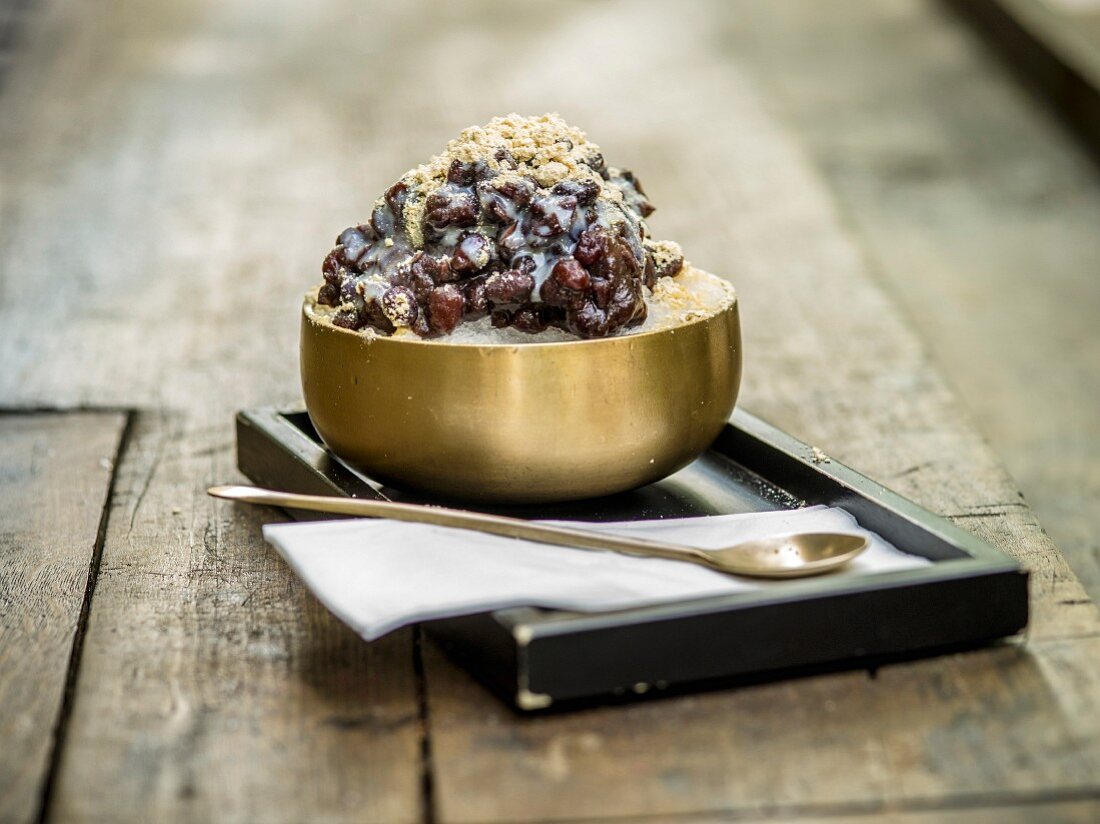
(300, 298, 741, 503)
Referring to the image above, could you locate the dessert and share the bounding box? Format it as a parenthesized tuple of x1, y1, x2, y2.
(311, 114, 732, 340)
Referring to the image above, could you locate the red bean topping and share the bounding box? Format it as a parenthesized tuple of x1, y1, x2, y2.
(320, 141, 677, 338)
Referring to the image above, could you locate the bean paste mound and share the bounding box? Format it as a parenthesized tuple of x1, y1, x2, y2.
(316, 114, 685, 339)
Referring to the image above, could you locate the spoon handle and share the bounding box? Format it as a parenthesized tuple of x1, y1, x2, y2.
(208, 485, 720, 569)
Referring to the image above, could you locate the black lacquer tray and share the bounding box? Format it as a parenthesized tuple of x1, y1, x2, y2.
(236, 408, 1029, 712)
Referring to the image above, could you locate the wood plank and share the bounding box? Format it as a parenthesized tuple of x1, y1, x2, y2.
(788, 798, 1100, 824)
(46, 412, 426, 823)
(727, 0, 1100, 610)
(948, 0, 1100, 157)
(0, 0, 426, 819)
(0, 0, 1095, 821)
(0, 412, 126, 824)
(423, 636, 1100, 822)
(513, 797, 1100, 823)
(396, 1, 1100, 820)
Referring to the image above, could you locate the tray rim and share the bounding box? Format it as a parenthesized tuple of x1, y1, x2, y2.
(235, 405, 1029, 709)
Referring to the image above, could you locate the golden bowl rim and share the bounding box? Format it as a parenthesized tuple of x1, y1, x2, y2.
(300, 290, 738, 351)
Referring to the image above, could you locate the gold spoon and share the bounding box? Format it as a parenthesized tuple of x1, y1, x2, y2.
(208, 485, 868, 579)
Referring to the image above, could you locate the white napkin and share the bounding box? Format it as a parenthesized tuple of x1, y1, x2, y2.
(263, 505, 929, 641)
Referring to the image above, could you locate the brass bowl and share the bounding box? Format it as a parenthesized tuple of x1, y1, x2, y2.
(300, 297, 741, 504)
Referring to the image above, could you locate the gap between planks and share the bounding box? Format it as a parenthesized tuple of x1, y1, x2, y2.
(414, 627, 438, 824)
(27, 408, 137, 824)
(442, 786, 1100, 824)
(0, 404, 135, 417)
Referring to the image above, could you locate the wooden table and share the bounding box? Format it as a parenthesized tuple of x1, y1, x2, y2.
(1, 0, 1098, 821)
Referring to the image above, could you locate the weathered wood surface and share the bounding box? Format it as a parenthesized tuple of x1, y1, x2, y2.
(0, 0, 1096, 822)
(954, 0, 1100, 152)
(0, 0, 427, 820)
(47, 414, 425, 823)
(795, 799, 1100, 824)
(425, 638, 1100, 821)
(412, 3, 1100, 815)
(0, 413, 126, 824)
(724, 0, 1100, 606)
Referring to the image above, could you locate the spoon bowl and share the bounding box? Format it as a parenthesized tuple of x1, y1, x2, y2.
(706, 532, 869, 578)
(208, 485, 869, 579)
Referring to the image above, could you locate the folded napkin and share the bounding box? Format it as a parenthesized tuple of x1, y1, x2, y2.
(263, 505, 929, 641)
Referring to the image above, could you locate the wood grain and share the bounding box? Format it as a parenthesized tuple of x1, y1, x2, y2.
(949, 0, 1100, 160)
(725, 0, 1100, 606)
(401, 1, 1100, 820)
(46, 414, 425, 823)
(0, 0, 1095, 821)
(0, 0, 425, 819)
(790, 798, 1100, 824)
(0, 412, 126, 824)
(423, 637, 1100, 822)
